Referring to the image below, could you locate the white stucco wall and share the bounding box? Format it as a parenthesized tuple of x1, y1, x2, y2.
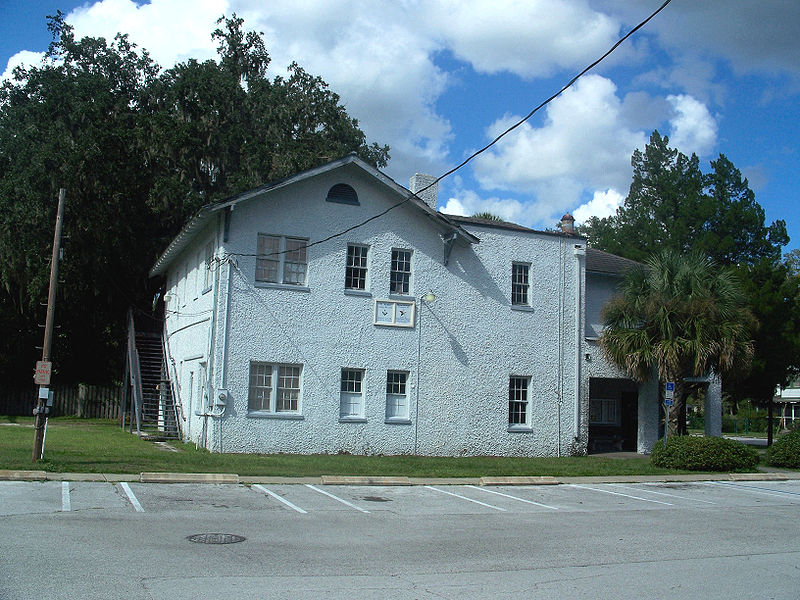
(163, 162, 587, 456)
(163, 219, 220, 444)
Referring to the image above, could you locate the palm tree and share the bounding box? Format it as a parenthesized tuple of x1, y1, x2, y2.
(600, 249, 755, 436)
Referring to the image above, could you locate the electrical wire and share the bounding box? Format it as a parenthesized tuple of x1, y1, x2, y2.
(225, 0, 672, 261)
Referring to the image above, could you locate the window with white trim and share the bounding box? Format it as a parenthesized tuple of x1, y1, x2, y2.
(390, 249, 412, 295)
(589, 398, 619, 426)
(511, 263, 529, 306)
(508, 376, 530, 427)
(256, 234, 308, 285)
(385, 371, 409, 422)
(248, 362, 302, 414)
(339, 368, 364, 419)
(345, 244, 368, 290)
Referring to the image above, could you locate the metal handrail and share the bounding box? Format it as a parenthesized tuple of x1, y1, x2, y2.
(126, 309, 143, 436)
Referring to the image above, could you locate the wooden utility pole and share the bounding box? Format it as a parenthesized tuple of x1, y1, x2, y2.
(32, 188, 65, 461)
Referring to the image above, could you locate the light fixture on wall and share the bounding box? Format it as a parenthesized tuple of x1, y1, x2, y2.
(422, 291, 436, 303)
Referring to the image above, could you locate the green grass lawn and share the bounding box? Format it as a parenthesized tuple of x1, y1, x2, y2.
(1, 416, 704, 477)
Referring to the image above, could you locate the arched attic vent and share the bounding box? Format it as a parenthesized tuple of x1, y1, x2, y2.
(326, 183, 359, 205)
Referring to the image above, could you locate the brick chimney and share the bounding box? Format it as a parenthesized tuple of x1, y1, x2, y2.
(560, 213, 576, 234)
(410, 173, 438, 210)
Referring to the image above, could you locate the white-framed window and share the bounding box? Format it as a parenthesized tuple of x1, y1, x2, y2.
(256, 234, 308, 285)
(390, 249, 412, 295)
(248, 362, 302, 414)
(345, 244, 368, 290)
(385, 370, 409, 422)
(511, 262, 530, 306)
(203, 241, 214, 291)
(509, 376, 530, 427)
(589, 398, 620, 426)
(339, 368, 365, 420)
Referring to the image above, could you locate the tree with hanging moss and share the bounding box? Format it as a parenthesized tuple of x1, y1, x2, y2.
(0, 13, 389, 384)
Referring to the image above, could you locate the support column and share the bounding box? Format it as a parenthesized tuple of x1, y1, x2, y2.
(704, 375, 722, 437)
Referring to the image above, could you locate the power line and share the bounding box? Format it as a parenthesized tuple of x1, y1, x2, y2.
(226, 0, 672, 260)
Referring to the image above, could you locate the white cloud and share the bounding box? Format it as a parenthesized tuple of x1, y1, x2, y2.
(666, 94, 717, 156)
(1, 50, 45, 81)
(431, 0, 621, 78)
(441, 189, 526, 223)
(67, 0, 225, 66)
(573, 188, 624, 224)
(472, 74, 647, 218)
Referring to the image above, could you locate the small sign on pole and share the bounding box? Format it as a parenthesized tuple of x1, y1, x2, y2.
(664, 382, 676, 441)
(34, 361, 52, 386)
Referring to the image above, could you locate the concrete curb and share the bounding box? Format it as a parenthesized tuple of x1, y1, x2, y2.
(139, 472, 239, 484)
(0, 470, 47, 481)
(2, 470, 798, 484)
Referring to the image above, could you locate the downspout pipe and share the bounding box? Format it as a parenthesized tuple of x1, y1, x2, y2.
(573, 244, 586, 442)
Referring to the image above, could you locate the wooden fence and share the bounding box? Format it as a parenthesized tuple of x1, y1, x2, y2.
(0, 384, 123, 420)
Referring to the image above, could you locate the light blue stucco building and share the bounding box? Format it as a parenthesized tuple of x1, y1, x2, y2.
(150, 154, 721, 456)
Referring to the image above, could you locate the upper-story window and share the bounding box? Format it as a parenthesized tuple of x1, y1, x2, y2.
(345, 244, 368, 290)
(390, 249, 412, 295)
(326, 183, 359, 205)
(256, 234, 308, 286)
(511, 262, 530, 306)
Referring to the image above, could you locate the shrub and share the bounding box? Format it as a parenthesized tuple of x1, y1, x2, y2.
(650, 435, 759, 471)
(767, 430, 800, 469)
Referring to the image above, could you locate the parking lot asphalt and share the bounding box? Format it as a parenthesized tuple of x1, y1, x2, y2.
(2, 477, 800, 599)
(0, 474, 800, 600)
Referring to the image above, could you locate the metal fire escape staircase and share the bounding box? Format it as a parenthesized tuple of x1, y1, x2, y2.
(123, 310, 181, 440)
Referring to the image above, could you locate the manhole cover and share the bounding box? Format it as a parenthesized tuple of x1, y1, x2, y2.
(362, 496, 391, 502)
(187, 533, 246, 544)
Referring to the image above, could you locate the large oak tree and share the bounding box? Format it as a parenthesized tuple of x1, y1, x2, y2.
(0, 13, 389, 384)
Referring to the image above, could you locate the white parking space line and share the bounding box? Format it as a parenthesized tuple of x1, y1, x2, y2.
(424, 486, 506, 511)
(612, 484, 717, 505)
(568, 484, 673, 506)
(707, 481, 800, 500)
(61, 481, 71, 512)
(253, 485, 307, 514)
(305, 484, 370, 513)
(466, 485, 559, 510)
(118, 482, 144, 512)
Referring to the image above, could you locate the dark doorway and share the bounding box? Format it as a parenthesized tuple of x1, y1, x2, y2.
(588, 378, 639, 453)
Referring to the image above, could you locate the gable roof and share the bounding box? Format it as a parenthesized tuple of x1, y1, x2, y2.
(586, 247, 640, 276)
(150, 154, 479, 277)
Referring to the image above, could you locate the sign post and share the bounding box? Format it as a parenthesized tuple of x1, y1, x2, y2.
(664, 382, 675, 441)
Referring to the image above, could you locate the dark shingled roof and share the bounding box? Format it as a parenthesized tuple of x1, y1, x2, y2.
(586, 247, 641, 275)
(448, 214, 584, 238)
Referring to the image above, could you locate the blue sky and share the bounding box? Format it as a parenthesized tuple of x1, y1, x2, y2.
(2, 0, 798, 251)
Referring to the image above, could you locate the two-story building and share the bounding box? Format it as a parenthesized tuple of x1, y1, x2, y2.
(149, 154, 720, 456)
